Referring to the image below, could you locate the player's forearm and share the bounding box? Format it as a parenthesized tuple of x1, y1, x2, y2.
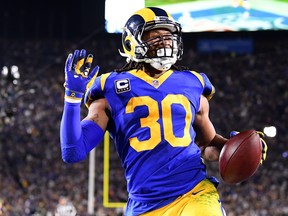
(60, 102, 104, 163)
(209, 133, 228, 151)
(60, 102, 86, 163)
(201, 134, 228, 161)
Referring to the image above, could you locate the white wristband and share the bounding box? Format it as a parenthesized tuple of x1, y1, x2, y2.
(64, 96, 82, 103)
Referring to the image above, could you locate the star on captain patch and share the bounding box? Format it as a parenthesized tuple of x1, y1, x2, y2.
(152, 80, 160, 88)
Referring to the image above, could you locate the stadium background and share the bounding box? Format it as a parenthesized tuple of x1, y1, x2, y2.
(0, 0, 288, 215)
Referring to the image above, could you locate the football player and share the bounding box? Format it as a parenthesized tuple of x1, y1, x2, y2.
(60, 7, 267, 215)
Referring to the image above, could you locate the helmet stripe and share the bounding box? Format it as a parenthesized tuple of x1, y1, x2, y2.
(134, 8, 156, 22)
(134, 7, 172, 22)
(148, 7, 171, 18)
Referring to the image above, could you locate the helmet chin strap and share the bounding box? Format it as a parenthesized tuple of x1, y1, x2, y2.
(147, 48, 177, 71)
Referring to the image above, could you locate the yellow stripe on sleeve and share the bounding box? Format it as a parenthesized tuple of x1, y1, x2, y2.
(100, 72, 112, 91)
(190, 71, 204, 87)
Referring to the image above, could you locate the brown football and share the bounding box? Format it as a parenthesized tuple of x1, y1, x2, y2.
(219, 130, 262, 184)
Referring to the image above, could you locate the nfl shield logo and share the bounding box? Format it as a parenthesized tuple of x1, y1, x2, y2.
(152, 80, 160, 88)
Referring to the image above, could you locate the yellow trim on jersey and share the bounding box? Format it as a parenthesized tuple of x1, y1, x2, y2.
(189, 70, 215, 101)
(129, 69, 173, 88)
(100, 72, 112, 91)
(85, 72, 111, 109)
(206, 86, 215, 101)
(190, 71, 204, 87)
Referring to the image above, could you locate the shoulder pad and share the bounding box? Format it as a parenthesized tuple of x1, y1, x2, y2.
(199, 72, 215, 100)
(84, 72, 112, 108)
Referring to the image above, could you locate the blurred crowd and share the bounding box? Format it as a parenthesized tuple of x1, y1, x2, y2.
(0, 35, 287, 216)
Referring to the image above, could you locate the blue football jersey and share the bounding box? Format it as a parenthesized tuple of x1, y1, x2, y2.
(84, 69, 215, 202)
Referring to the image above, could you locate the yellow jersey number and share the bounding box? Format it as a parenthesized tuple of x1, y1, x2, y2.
(126, 94, 192, 152)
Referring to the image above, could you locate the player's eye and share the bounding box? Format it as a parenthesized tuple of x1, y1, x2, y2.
(146, 34, 173, 47)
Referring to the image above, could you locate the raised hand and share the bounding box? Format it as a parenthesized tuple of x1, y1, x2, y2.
(256, 131, 268, 164)
(64, 49, 99, 103)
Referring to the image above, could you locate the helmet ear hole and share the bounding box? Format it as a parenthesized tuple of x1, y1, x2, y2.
(124, 40, 131, 51)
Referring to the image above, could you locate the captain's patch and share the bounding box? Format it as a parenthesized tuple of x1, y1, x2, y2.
(115, 79, 131, 93)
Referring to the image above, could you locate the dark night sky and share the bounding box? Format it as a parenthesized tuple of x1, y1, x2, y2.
(0, 0, 105, 39)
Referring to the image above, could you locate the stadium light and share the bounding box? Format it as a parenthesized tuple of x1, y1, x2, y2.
(1, 66, 8, 76)
(1, 65, 20, 85)
(263, 126, 277, 138)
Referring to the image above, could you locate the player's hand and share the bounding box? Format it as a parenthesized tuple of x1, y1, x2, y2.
(229, 131, 239, 138)
(64, 49, 99, 102)
(230, 130, 268, 165)
(256, 131, 268, 164)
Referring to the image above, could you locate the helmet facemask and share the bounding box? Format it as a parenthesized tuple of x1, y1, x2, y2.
(140, 31, 182, 71)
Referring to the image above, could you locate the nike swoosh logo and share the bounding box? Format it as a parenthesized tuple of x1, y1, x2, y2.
(192, 189, 205, 195)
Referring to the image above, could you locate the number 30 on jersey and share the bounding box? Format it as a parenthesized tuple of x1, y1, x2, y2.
(126, 94, 193, 152)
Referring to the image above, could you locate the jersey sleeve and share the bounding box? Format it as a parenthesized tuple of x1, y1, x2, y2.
(199, 72, 215, 101)
(84, 72, 112, 108)
(84, 76, 103, 108)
